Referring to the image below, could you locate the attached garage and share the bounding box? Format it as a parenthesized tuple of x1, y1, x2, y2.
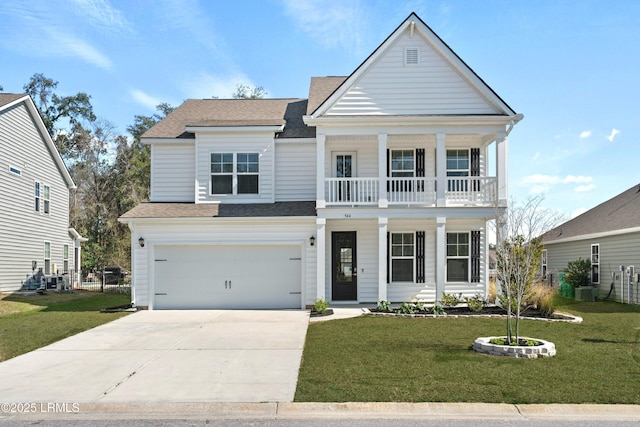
(152, 244, 303, 309)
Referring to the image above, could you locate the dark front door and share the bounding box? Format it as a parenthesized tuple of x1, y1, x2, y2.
(332, 231, 357, 301)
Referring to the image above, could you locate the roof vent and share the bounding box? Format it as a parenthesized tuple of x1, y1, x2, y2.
(405, 48, 419, 65)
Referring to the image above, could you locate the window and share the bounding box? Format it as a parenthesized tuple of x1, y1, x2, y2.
(405, 47, 419, 65)
(446, 149, 470, 192)
(391, 233, 414, 282)
(591, 244, 599, 284)
(63, 244, 69, 273)
(9, 166, 21, 175)
(390, 150, 415, 177)
(210, 152, 259, 195)
(447, 233, 469, 282)
(43, 185, 50, 214)
(44, 242, 51, 275)
(35, 182, 41, 212)
(541, 249, 548, 279)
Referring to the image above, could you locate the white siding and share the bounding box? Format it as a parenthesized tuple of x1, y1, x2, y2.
(275, 142, 316, 201)
(326, 30, 500, 116)
(128, 219, 316, 308)
(325, 135, 377, 178)
(196, 134, 275, 203)
(0, 102, 74, 291)
(150, 143, 195, 202)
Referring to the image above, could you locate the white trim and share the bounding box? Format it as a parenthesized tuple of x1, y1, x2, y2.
(9, 165, 22, 175)
(591, 244, 600, 284)
(389, 231, 416, 283)
(43, 241, 51, 275)
(143, 138, 195, 145)
(404, 47, 419, 66)
(118, 216, 316, 225)
(445, 231, 470, 283)
(185, 125, 284, 133)
(332, 151, 357, 178)
(274, 138, 316, 144)
(209, 151, 260, 196)
(304, 114, 523, 127)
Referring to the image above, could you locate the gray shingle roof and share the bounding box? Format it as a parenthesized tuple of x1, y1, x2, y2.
(0, 93, 27, 109)
(541, 183, 640, 243)
(142, 98, 311, 139)
(119, 202, 317, 219)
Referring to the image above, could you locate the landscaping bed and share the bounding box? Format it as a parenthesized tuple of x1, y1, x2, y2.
(369, 305, 580, 322)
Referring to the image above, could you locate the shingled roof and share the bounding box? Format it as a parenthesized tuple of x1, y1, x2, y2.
(0, 93, 27, 109)
(541, 183, 640, 243)
(307, 77, 347, 115)
(119, 202, 317, 219)
(142, 98, 310, 139)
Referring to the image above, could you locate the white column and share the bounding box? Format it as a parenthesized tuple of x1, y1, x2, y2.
(496, 131, 508, 206)
(436, 216, 446, 303)
(316, 218, 326, 301)
(436, 133, 446, 207)
(378, 217, 388, 302)
(378, 133, 388, 208)
(316, 134, 326, 208)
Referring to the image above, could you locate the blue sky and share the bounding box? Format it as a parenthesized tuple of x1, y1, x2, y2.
(1, 0, 638, 219)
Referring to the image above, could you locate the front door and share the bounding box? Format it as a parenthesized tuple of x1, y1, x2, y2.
(332, 231, 357, 301)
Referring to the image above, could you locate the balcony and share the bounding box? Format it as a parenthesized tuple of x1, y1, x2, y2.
(324, 177, 497, 207)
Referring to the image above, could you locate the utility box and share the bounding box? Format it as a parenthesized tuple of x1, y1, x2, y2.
(575, 286, 597, 302)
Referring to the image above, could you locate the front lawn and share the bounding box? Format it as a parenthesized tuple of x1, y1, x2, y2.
(0, 291, 131, 362)
(296, 298, 640, 403)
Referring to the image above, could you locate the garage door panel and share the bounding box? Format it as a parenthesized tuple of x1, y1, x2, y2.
(153, 245, 301, 309)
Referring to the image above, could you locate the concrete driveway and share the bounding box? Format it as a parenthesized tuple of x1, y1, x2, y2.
(0, 310, 309, 403)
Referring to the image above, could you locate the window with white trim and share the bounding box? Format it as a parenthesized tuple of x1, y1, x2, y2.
(447, 232, 469, 282)
(390, 150, 415, 177)
(43, 185, 50, 214)
(44, 242, 51, 275)
(210, 152, 259, 195)
(591, 244, 599, 284)
(541, 249, 547, 279)
(391, 233, 414, 282)
(9, 166, 21, 175)
(35, 182, 41, 212)
(63, 244, 69, 273)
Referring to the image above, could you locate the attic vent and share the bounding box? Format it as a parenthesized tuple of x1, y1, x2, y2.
(405, 48, 419, 65)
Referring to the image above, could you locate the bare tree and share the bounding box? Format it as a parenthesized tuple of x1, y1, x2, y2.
(495, 195, 566, 344)
(232, 84, 267, 99)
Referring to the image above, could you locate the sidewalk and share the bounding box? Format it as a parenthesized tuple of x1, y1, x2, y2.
(1, 402, 639, 422)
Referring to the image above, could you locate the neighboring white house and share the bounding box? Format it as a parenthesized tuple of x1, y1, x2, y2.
(541, 182, 640, 303)
(119, 13, 523, 310)
(0, 94, 86, 291)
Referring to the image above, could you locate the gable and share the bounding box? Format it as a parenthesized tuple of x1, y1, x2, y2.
(313, 13, 515, 118)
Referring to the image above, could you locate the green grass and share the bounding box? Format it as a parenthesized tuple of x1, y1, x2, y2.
(0, 291, 131, 362)
(295, 297, 640, 403)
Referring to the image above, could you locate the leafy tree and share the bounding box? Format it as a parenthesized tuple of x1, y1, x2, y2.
(23, 73, 96, 157)
(495, 196, 565, 344)
(232, 84, 267, 99)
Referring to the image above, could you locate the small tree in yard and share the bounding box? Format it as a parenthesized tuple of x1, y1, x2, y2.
(563, 258, 591, 288)
(495, 196, 565, 345)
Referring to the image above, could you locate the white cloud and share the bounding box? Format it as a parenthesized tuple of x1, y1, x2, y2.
(570, 208, 587, 218)
(563, 175, 592, 184)
(71, 0, 132, 34)
(607, 128, 620, 142)
(51, 29, 113, 70)
(129, 89, 163, 111)
(575, 184, 596, 192)
(281, 0, 366, 54)
(579, 130, 591, 139)
(183, 72, 259, 99)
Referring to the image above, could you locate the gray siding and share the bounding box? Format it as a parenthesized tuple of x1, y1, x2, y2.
(0, 102, 74, 291)
(545, 231, 640, 303)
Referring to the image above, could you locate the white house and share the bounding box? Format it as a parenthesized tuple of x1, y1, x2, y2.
(119, 13, 522, 310)
(0, 94, 86, 291)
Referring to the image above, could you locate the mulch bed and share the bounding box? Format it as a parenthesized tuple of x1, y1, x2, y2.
(369, 305, 574, 321)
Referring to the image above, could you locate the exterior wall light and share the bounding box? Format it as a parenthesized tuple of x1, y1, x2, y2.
(310, 235, 315, 246)
(138, 237, 145, 248)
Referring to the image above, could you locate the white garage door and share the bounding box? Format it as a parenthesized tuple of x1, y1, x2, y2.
(153, 244, 302, 309)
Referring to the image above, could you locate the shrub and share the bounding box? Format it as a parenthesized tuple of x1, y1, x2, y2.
(399, 302, 416, 314)
(376, 300, 392, 312)
(431, 305, 446, 315)
(314, 298, 329, 314)
(488, 276, 497, 303)
(465, 294, 484, 312)
(527, 282, 557, 317)
(563, 258, 591, 288)
(440, 292, 463, 307)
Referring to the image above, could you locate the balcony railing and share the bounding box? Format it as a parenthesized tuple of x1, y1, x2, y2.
(324, 177, 496, 206)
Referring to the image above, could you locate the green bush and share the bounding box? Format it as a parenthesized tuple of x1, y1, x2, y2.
(314, 298, 329, 314)
(376, 300, 392, 312)
(465, 294, 484, 312)
(563, 258, 591, 288)
(431, 305, 446, 315)
(440, 292, 463, 307)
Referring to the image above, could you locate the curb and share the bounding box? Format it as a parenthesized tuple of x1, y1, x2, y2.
(1, 402, 639, 421)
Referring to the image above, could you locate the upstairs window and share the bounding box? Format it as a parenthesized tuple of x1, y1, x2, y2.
(210, 152, 259, 195)
(446, 149, 470, 177)
(9, 166, 21, 176)
(390, 150, 415, 177)
(35, 182, 41, 212)
(43, 185, 50, 214)
(541, 249, 548, 279)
